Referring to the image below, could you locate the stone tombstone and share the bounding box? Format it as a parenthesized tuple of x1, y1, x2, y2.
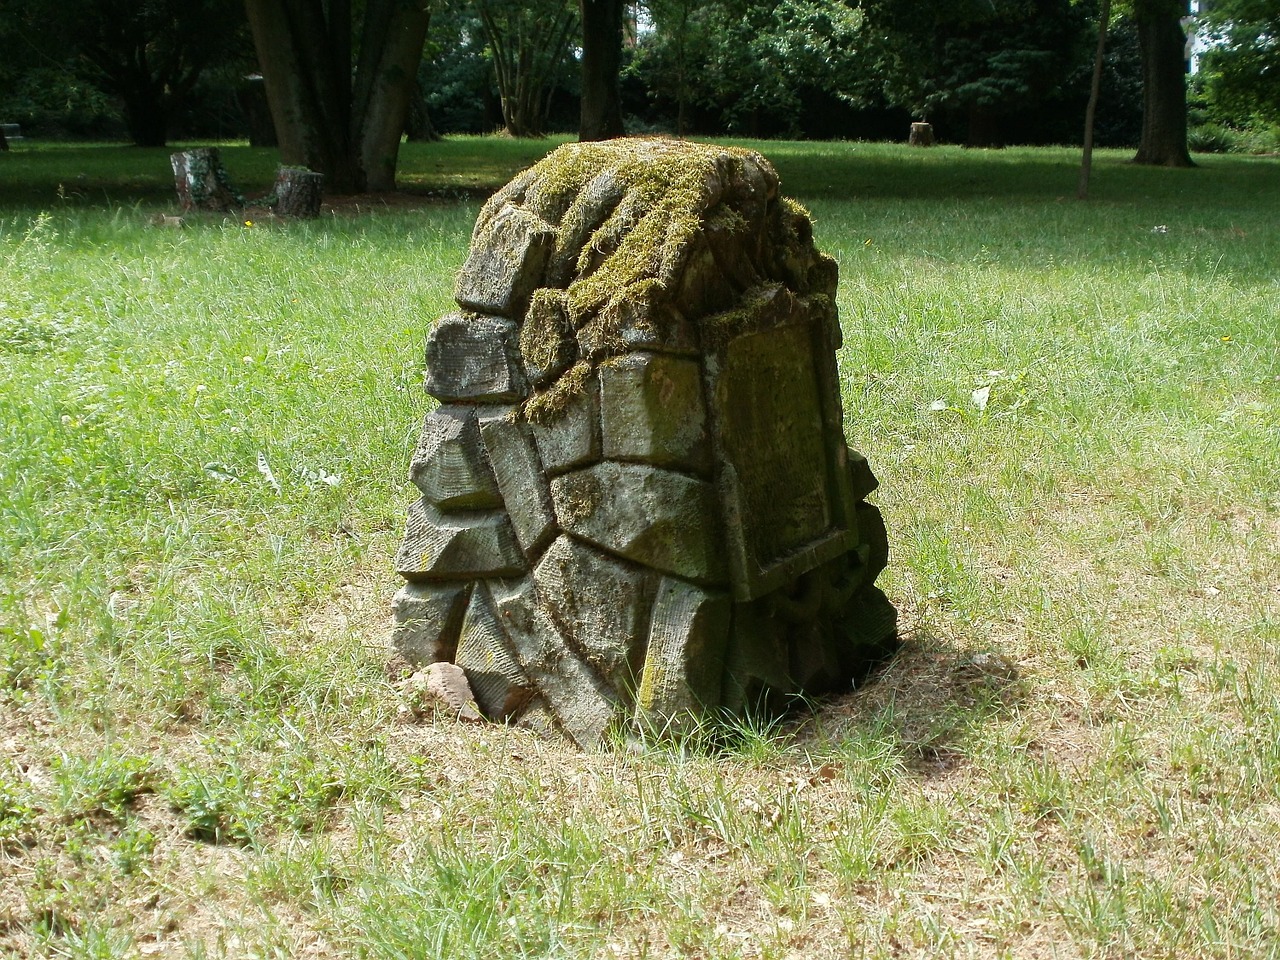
(393, 139, 897, 747)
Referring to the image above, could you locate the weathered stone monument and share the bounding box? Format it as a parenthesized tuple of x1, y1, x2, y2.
(392, 139, 896, 746)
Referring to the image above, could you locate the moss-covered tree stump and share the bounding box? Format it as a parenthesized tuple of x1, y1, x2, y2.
(393, 139, 897, 746)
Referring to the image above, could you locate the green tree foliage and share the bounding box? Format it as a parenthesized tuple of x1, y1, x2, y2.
(0, 0, 245, 146)
(1199, 0, 1280, 124)
(476, 0, 579, 137)
(858, 0, 1092, 146)
(631, 0, 863, 137)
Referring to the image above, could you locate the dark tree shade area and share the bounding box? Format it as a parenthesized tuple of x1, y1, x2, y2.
(0, 0, 247, 146)
(7, 0, 1265, 190)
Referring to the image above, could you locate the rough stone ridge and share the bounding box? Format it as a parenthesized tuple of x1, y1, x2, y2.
(393, 139, 897, 747)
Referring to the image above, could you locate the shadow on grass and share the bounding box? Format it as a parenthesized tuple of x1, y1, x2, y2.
(797, 621, 1028, 777)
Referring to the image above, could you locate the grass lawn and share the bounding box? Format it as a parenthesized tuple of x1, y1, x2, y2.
(1, 137, 1278, 959)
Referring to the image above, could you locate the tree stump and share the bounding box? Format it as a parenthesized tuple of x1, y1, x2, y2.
(170, 148, 243, 212)
(909, 122, 935, 147)
(271, 167, 324, 219)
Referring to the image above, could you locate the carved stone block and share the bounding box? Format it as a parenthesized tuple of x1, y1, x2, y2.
(478, 410, 557, 557)
(409, 406, 502, 511)
(425, 314, 527, 403)
(550, 462, 727, 585)
(395, 498, 525, 581)
(455, 205, 555, 318)
(394, 139, 897, 746)
(599, 353, 710, 474)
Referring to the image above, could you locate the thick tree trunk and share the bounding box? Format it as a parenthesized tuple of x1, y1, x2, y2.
(1133, 0, 1194, 167)
(673, 1, 690, 136)
(245, 0, 432, 193)
(244, 0, 363, 192)
(908, 122, 934, 146)
(353, 1, 431, 191)
(579, 0, 625, 141)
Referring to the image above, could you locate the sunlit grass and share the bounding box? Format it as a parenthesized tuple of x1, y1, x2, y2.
(1, 137, 1278, 958)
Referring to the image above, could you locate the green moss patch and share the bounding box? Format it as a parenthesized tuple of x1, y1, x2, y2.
(501, 139, 783, 423)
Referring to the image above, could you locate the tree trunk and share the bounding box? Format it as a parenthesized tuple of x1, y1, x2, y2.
(171, 148, 243, 212)
(271, 166, 325, 217)
(579, 0, 625, 141)
(246, 0, 432, 193)
(674, 1, 689, 136)
(352, 0, 430, 191)
(406, 77, 439, 142)
(1078, 0, 1112, 199)
(1133, 0, 1194, 167)
(244, 0, 362, 192)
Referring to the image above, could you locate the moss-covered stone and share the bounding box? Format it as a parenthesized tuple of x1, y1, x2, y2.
(395, 137, 898, 748)
(494, 139, 792, 424)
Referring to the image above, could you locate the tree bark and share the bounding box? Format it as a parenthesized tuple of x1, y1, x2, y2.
(171, 148, 243, 212)
(271, 166, 325, 217)
(908, 122, 934, 146)
(1078, 0, 1112, 199)
(1133, 0, 1194, 167)
(579, 0, 625, 141)
(353, 0, 431, 191)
